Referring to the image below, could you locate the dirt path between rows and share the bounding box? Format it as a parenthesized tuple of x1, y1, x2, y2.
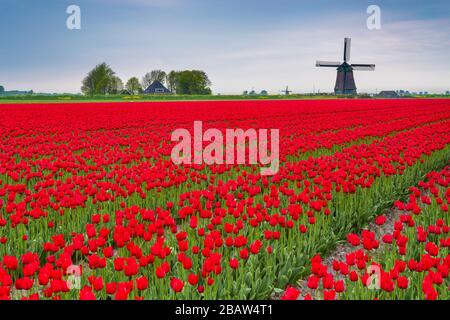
(271, 205, 404, 300)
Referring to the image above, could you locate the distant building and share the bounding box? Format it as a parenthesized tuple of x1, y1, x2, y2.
(396, 90, 413, 96)
(143, 81, 171, 94)
(378, 91, 400, 98)
(119, 89, 131, 95)
(0, 86, 33, 96)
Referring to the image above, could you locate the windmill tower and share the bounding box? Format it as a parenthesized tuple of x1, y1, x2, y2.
(280, 86, 292, 95)
(316, 38, 375, 95)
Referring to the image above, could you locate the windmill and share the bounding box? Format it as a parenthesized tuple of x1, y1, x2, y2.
(316, 38, 375, 95)
(280, 86, 292, 95)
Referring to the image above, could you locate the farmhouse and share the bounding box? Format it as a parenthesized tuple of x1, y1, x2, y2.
(143, 81, 171, 94)
(378, 91, 400, 98)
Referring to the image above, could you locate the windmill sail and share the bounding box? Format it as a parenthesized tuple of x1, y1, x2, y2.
(351, 64, 376, 71)
(316, 61, 341, 67)
(344, 38, 351, 62)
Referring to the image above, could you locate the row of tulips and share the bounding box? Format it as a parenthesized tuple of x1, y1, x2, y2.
(282, 164, 449, 300)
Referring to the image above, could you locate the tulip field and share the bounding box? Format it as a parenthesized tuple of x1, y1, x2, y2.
(0, 99, 449, 300)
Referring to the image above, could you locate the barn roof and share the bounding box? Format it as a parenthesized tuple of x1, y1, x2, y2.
(379, 91, 398, 94)
(144, 81, 171, 94)
(378, 91, 400, 98)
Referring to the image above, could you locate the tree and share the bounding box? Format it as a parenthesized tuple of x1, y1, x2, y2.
(108, 76, 124, 94)
(166, 71, 178, 93)
(126, 77, 142, 95)
(170, 70, 211, 95)
(81, 63, 116, 95)
(0, 86, 4, 94)
(141, 70, 167, 89)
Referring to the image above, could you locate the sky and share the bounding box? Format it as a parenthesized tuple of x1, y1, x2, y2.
(0, 0, 449, 94)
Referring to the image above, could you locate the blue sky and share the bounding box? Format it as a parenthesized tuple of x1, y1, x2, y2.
(1, 0, 449, 94)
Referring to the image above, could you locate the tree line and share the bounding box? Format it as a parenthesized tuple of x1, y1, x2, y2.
(81, 63, 212, 95)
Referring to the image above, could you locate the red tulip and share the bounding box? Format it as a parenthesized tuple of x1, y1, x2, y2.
(2, 256, 18, 270)
(281, 287, 300, 300)
(188, 274, 198, 286)
(80, 286, 96, 300)
(170, 278, 184, 293)
(136, 276, 148, 291)
(229, 258, 239, 270)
